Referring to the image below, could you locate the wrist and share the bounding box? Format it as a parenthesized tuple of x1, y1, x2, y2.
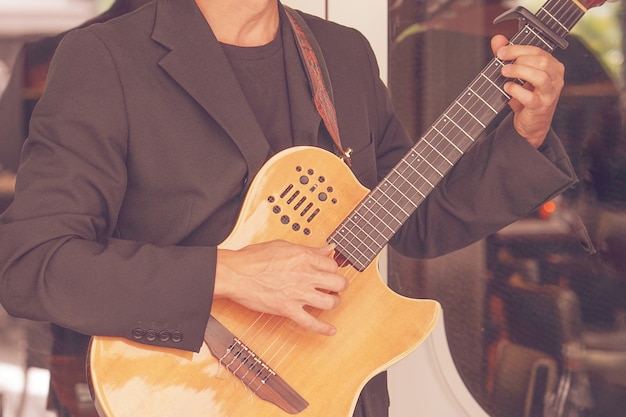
(214, 248, 237, 300)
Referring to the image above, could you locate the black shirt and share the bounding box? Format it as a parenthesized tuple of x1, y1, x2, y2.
(221, 27, 294, 155)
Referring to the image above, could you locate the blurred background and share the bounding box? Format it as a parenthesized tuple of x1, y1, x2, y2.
(0, 0, 624, 416)
(387, 0, 626, 416)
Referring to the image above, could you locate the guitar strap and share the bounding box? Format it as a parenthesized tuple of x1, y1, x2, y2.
(284, 6, 352, 167)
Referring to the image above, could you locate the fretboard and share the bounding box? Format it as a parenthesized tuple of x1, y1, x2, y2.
(328, 0, 587, 271)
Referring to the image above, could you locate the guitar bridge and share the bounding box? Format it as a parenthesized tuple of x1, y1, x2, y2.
(204, 316, 309, 414)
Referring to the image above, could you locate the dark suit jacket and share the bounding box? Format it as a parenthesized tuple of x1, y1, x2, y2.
(0, 0, 576, 415)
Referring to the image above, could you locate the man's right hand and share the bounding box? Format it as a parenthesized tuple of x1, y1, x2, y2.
(214, 240, 348, 336)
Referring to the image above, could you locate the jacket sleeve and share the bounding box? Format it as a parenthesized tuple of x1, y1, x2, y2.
(0, 29, 214, 353)
(390, 113, 578, 258)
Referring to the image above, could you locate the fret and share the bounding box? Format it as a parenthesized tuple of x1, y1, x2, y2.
(328, 0, 593, 270)
(526, 25, 557, 50)
(389, 163, 435, 201)
(405, 150, 443, 178)
(540, 0, 585, 34)
(447, 102, 487, 138)
(335, 217, 385, 266)
(333, 236, 369, 271)
(344, 226, 383, 262)
(377, 177, 415, 215)
(422, 136, 454, 166)
(457, 92, 490, 120)
(455, 101, 485, 128)
(440, 116, 474, 144)
(429, 126, 472, 161)
(518, 24, 556, 48)
(413, 136, 460, 177)
(357, 193, 403, 236)
(338, 204, 394, 266)
(388, 167, 427, 200)
(426, 124, 471, 155)
(539, 6, 569, 32)
(357, 196, 401, 235)
(467, 87, 498, 115)
(458, 90, 497, 126)
(392, 167, 435, 200)
(480, 67, 509, 98)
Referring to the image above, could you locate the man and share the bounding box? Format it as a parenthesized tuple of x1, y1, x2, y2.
(0, 0, 576, 415)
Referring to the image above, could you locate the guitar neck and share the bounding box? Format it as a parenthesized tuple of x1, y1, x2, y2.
(328, 0, 588, 271)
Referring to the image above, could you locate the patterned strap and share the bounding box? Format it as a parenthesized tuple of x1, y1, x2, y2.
(284, 7, 352, 167)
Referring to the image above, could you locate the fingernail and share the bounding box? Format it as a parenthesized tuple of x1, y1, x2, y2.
(320, 243, 336, 253)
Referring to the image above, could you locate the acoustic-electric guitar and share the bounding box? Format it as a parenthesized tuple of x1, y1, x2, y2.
(88, 0, 606, 415)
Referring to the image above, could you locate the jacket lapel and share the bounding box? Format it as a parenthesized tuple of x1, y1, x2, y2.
(151, 0, 270, 179)
(150, 0, 325, 178)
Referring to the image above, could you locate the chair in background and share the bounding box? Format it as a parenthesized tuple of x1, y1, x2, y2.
(501, 275, 626, 417)
(490, 340, 558, 417)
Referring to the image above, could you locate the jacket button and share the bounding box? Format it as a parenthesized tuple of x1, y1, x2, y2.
(158, 330, 171, 342)
(132, 328, 144, 340)
(171, 331, 183, 343)
(145, 329, 157, 342)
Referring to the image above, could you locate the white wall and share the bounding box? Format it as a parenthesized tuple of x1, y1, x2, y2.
(281, 0, 326, 19)
(0, 0, 97, 37)
(327, 1, 388, 83)
(283, 0, 388, 84)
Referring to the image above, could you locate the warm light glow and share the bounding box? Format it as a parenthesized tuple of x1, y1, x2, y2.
(538, 200, 557, 219)
(543, 201, 557, 213)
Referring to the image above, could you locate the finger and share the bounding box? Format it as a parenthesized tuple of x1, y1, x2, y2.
(496, 43, 546, 61)
(507, 96, 524, 114)
(312, 254, 340, 274)
(503, 69, 561, 113)
(491, 34, 509, 56)
(318, 243, 336, 256)
(498, 47, 563, 81)
(514, 55, 565, 86)
(306, 289, 342, 311)
(313, 272, 349, 294)
(503, 81, 537, 108)
(501, 55, 544, 77)
(290, 306, 337, 336)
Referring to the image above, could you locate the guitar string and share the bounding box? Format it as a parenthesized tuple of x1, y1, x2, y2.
(225, 250, 362, 378)
(266, 257, 362, 371)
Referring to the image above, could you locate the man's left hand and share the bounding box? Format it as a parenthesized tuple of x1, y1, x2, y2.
(491, 34, 565, 149)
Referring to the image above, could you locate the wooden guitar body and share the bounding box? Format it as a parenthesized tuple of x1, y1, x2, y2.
(88, 146, 441, 417)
